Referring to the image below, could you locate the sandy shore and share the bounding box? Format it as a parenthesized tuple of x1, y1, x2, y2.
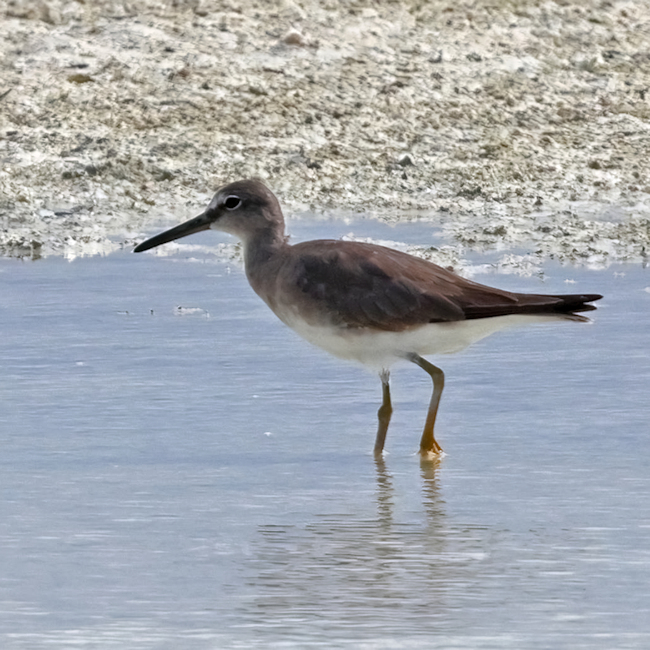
(1, 0, 649, 269)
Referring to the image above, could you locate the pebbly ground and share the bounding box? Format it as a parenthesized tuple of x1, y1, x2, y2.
(1, 0, 650, 272)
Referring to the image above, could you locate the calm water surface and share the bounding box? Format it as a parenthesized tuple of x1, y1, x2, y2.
(1, 220, 649, 649)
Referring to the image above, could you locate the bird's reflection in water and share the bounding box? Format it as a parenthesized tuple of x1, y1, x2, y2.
(373, 455, 395, 527)
(420, 456, 446, 524)
(239, 455, 485, 638)
(374, 455, 444, 526)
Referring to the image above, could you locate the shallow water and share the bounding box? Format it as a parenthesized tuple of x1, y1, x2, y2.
(1, 220, 649, 649)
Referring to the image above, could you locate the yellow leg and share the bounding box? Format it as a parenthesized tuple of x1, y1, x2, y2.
(374, 370, 392, 456)
(407, 353, 444, 455)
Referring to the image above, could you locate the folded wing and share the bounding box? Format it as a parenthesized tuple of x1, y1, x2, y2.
(286, 240, 601, 331)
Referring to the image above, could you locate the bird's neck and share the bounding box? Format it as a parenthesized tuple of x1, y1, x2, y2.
(242, 226, 289, 291)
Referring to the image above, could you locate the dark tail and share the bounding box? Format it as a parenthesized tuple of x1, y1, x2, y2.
(509, 293, 603, 323)
(545, 293, 603, 314)
(464, 292, 603, 320)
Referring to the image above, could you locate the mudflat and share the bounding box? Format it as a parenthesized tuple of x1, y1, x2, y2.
(1, 0, 649, 267)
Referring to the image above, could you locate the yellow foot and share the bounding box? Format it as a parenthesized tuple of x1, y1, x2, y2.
(418, 447, 445, 460)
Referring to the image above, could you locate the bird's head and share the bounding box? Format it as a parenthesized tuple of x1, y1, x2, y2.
(134, 179, 284, 252)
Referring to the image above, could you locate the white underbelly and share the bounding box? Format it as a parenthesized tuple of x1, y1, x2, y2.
(276, 310, 565, 371)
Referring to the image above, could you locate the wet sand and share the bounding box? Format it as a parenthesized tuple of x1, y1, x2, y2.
(1, 0, 650, 269)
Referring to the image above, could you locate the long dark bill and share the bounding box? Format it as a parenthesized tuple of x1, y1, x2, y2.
(133, 212, 212, 253)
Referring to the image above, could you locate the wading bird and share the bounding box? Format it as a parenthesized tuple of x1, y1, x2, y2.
(134, 180, 601, 456)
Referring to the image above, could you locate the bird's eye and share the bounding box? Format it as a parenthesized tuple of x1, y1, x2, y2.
(224, 195, 242, 210)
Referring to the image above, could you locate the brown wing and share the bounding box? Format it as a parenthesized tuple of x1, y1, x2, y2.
(284, 240, 601, 331)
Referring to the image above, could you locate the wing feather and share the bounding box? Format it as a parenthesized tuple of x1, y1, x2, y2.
(280, 240, 600, 331)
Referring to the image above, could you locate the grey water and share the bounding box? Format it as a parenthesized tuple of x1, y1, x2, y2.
(1, 219, 649, 649)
